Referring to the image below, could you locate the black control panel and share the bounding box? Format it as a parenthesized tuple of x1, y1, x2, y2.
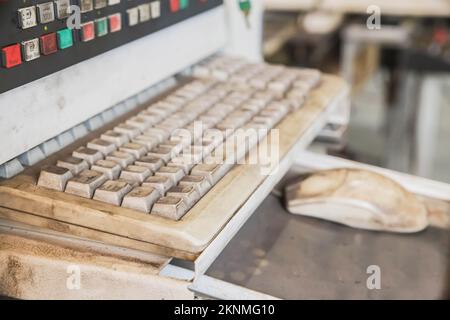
(0, 0, 223, 94)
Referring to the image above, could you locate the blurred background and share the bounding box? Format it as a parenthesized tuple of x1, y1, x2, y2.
(259, 0, 450, 183)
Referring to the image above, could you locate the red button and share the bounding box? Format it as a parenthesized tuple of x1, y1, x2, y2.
(1, 44, 22, 69)
(81, 22, 95, 42)
(170, 0, 180, 12)
(109, 14, 122, 33)
(40, 33, 58, 56)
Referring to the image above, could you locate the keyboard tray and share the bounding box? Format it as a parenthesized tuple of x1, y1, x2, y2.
(0, 75, 347, 259)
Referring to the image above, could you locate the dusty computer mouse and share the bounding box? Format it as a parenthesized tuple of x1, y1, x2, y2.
(284, 168, 429, 233)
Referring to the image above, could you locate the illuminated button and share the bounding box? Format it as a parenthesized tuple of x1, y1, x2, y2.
(21, 38, 40, 62)
(170, 0, 180, 12)
(37, 2, 55, 24)
(108, 13, 122, 33)
(1, 44, 22, 69)
(18, 6, 38, 29)
(180, 0, 189, 9)
(79, 0, 93, 13)
(57, 29, 73, 49)
(138, 4, 151, 22)
(81, 22, 95, 42)
(95, 18, 108, 37)
(94, 0, 107, 9)
(108, 0, 121, 5)
(127, 7, 139, 26)
(40, 33, 58, 55)
(55, 0, 71, 19)
(150, 1, 161, 18)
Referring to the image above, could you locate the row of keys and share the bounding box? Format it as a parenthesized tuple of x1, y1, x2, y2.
(2, 13, 122, 68)
(126, 1, 161, 27)
(17, 1, 121, 29)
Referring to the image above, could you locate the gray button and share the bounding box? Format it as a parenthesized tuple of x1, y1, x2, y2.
(18, 6, 38, 29)
(127, 7, 139, 26)
(151, 1, 161, 19)
(94, 0, 107, 9)
(138, 4, 151, 22)
(21, 38, 40, 62)
(37, 2, 55, 23)
(79, 0, 93, 13)
(108, 0, 121, 5)
(55, 0, 71, 19)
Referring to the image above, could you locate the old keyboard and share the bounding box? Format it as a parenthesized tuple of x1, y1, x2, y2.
(0, 56, 346, 259)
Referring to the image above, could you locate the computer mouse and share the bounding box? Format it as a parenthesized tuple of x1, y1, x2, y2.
(284, 168, 429, 233)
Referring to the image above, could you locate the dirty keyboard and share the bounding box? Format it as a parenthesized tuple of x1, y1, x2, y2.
(35, 56, 321, 222)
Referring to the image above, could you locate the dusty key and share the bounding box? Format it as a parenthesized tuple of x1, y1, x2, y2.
(167, 185, 200, 208)
(147, 146, 173, 164)
(142, 175, 174, 196)
(87, 139, 116, 156)
(121, 186, 161, 213)
(155, 166, 185, 184)
(91, 160, 122, 180)
(134, 155, 164, 173)
(106, 151, 135, 168)
(114, 124, 140, 139)
(101, 130, 129, 147)
(38, 165, 73, 191)
(73, 147, 103, 165)
(167, 157, 194, 174)
(191, 163, 228, 185)
(57, 156, 89, 175)
(179, 175, 212, 197)
(126, 116, 152, 131)
(93, 180, 132, 206)
(159, 140, 183, 156)
(119, 142, 147, 159)
(151, 196, 188, 220)
(132, 135, 158, 150)
(65, 170, 107, 198)
(143, 128, 170, 143)
(120, 165, 152, 183)
(117, 178, 140, 188)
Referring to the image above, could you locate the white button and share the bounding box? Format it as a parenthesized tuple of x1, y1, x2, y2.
(151, 1, 161, 19)
(37, 2, 55, 24)
(79, 0, 93, 13)
(18, 6, 37, 29)
(55, 0, 71, 19)
(138, 4, 151, 22)
(127, 7, 139, 26)
(94, 0, 107, 9)
(21, 38, 40, 62)
(108, 0, 121, 5)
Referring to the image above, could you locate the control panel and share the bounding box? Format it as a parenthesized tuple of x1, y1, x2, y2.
(0, 0, 223, 94)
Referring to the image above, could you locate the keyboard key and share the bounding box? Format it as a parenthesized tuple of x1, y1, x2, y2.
(87, 139, 116, 156)
(91, 160, 122, 179)
(73, 147, 103, 165)
(65, 170, 107, 198)
(93, 180, 132, 205)
(126, 116, 153, 131)
(142, 175, 173, 196)
(143, 128, 169, 143)
(121, 186, 160, 213)
(106, 151, 135, 168)
(132, 135, 158, 150)
(101, 130, 129, 147)
(167, 158, 194, 174)
(38, 165, 73, 191)
(151, 196, 188, 220)
(155, 166, 185, 184)
(191, 163, 228, 185)
(134, 155, 164, 173)
(114, 124, 140, 139)
(179, 175, 211, 197)
(119, 142, 147, 158)
(57, 156, 89, 175)
(167, 185, 200, 208)
(120, 165, 152, 183)
(148, 146, 173, 164)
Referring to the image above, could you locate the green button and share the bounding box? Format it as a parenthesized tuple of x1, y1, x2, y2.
(96, 18, 108, 37)
(57, 29, 73, 49)
(180, 0, 189, 9)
